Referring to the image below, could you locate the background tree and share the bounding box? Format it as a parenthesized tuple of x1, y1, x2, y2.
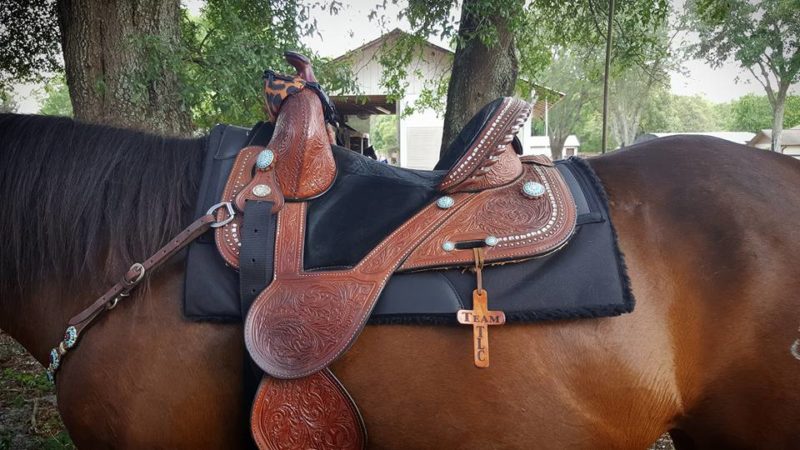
(179, 0, 357, 129)
(687, 0, 800, 152)
(57, 0, 192, 134)
(607, 25, 677, 146)
(717, 94, 800, 132)
(38, 73, 73, 116)
(0, 0, 61, 91)
(0, 88, 18, 113)
(377, 0, 668, 155)
(537, 46, 602, 159)
(440, 0, 524, 152)
(370, 115, 399, 154)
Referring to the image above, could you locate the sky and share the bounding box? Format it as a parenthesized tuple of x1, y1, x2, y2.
(12, 0, 799, 113)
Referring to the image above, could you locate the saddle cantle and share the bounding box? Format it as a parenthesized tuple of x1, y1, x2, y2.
(215, 52, 577, 449)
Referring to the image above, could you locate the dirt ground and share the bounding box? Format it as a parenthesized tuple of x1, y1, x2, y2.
(0, 330, 675, 449)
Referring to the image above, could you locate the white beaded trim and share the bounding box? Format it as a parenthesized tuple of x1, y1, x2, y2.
(444, 99, 514, 185)
(495, 165, 561, 247)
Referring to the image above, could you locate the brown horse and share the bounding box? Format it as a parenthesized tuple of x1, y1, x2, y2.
(1, 113, 798, 449)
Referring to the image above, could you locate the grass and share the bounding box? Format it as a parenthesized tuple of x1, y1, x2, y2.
(0, 331, 74, 450)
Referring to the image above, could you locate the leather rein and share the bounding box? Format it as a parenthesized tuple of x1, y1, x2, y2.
(45, 202, 236, 382)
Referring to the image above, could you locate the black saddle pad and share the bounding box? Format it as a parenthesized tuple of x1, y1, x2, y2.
(183, 124, 633, 324)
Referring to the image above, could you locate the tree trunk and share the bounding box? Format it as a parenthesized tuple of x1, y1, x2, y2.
(440, 0, 518, 154)
(56, 0, 191, 135)
(549, 135, 567, 161)
(770, 85, 788, 152)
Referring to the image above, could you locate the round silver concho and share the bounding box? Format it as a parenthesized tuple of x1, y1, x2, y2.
(255, 149, 275, 170)
(442, 241, 456, 252)
(521, 181, 546, 198)
(436, 196, 455, 209)
(484, 235, 498, 247)
(252, 184, 272, 197)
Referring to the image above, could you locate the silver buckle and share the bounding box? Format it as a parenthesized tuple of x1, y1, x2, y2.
(207, 202, 235, 228)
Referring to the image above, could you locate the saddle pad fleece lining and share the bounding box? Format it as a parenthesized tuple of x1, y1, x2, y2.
(183, 125, 633, 324)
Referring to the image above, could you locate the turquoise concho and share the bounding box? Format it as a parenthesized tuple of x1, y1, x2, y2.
(436, 196, 455, 209)
(256, 149, 275, 170)
(64, 326, 78, 349)
(522, 181, 546, 198)
(49, 348, 60, 371)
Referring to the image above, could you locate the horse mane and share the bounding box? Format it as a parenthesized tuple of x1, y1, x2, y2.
(0, 114, 207, 299)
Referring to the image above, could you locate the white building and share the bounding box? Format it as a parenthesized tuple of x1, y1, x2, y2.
(748, 125, 800, 157)
(330, 29, 567, 169)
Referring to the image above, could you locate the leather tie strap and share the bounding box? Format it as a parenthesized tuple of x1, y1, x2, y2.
(45, 203, 235, 381)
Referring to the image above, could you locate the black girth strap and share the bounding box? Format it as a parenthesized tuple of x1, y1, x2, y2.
(239, 201, 276, 315)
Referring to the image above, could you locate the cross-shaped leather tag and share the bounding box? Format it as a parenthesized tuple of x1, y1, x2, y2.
(457, 248, 505, 367)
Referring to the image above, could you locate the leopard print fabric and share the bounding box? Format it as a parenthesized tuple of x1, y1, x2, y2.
(263, 71, 307, 122)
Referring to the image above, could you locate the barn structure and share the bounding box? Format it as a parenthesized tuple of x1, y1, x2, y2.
(329, 29, 566, 169)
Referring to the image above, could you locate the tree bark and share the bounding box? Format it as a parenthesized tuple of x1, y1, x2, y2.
(440, 0, 518, 154)
(549, 135, 566, 161)
(56, 0, 191, 135)
(770, 84, 788, 153)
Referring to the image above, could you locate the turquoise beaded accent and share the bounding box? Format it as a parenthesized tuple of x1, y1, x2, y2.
(522, 181, 545, 198)
(436, 196, 455, 209)
(49, 349, 60, 371)
(64, 326, 78, 349)
(442, 241, 456, 252)
(256, 149, 275, 170)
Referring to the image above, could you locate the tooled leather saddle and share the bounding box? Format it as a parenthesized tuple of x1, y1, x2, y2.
(216, 52, 577, 449)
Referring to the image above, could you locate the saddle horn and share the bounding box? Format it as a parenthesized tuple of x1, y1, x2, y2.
(284, 51, 317, 83)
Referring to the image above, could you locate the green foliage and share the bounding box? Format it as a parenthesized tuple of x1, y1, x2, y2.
(687, 0, 800, 149)
(536, 45, 603, 158)
(0, 0, 61, 90)
(688, 0, 800, 85)
(177, 0, 357, 129)
(717, 94, 800, 131)
(39, 74, 73, 117)
(372, 0, 669, 118)
(370, 114, 398, 153)
(0, 88, 17, 113)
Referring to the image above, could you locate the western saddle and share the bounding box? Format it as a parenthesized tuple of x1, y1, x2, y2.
(214, 52, 577, 448)
(44, 51, 577, 449)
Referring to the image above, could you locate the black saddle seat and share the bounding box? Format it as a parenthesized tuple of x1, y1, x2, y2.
(305, 147, 445, 270)
(305, 97, 526, 270)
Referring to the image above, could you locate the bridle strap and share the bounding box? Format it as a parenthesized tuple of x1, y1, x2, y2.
(46, 202, 235, 381)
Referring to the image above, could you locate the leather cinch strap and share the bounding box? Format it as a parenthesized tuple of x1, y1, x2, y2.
(45, 202, 236, 381)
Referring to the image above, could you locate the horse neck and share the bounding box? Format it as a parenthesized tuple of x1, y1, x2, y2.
(0, 115, 207, 364)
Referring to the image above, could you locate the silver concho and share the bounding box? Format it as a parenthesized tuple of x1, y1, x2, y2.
(255, 149, 275, 170)
(436, 196, 455, 209)
(522, 181, 546, 198)
(484, 235, 498, 247)
(442, 241, 456, 252)
(252, 184, 271, 197)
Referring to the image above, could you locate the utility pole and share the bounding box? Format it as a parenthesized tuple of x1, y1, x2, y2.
(601, 0, 615, 154)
